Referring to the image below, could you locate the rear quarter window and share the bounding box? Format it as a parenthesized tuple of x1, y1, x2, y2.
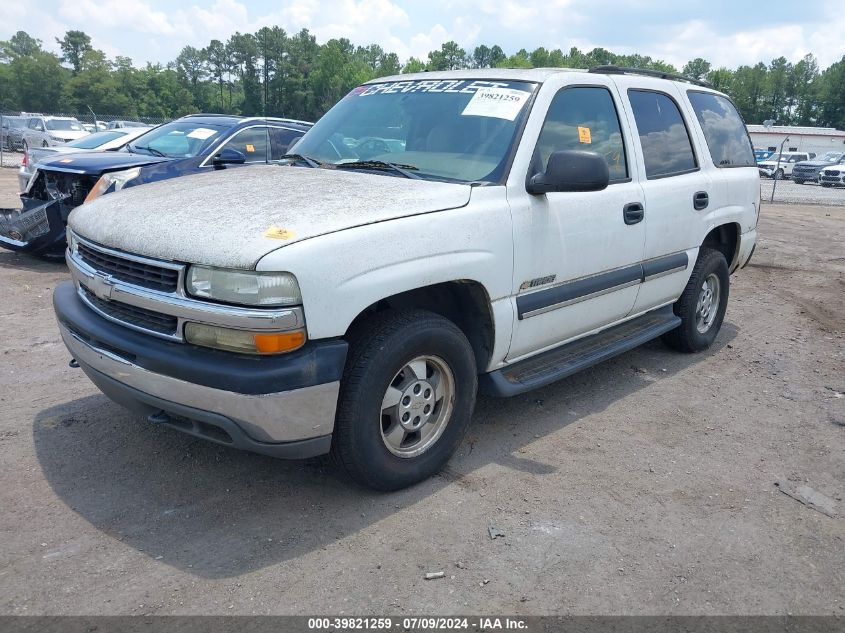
(687, 91, 755, 168)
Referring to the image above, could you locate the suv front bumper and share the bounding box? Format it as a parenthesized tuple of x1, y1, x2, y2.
(54, 281, 348, 458)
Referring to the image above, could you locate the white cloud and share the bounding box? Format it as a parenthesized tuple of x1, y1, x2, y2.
(59, 0, 179, 36)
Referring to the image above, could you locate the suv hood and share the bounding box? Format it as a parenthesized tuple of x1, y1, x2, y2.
(69, 165, 473, 269)
(795, 160, 838, 167)
(37, 151, 170, 175)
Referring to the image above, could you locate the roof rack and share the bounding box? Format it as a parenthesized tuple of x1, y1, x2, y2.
(589, 65, 714, 89)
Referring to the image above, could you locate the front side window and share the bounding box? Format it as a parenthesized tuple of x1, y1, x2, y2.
(687, 91, 755, 168)
(534, 86, 628, 182)
(221, 127, 269, 163)
(269, 127, 304, 160)
(628, 90, 697, 179)
(292, 79, 537, 183)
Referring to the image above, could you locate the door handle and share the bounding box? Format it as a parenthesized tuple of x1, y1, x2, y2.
(623, 202, 644, 225)
(693, 191, 709, 210)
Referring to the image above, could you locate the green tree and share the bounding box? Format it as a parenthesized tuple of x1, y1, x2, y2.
(1, 31, 42, 60)
(403, 57, 426, 73)
(56, 30, 92, 73)
(682, 58, 712, 80)
(428, 41, 466, 70)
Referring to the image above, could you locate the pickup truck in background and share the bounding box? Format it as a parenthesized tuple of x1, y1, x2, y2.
(54, 67, 759, 490)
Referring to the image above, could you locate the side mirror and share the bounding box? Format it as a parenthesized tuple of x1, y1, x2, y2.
(526, 150, 609, 195)
(213, 147, 246, 168)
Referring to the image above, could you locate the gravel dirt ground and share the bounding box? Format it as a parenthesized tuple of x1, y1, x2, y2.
(0, 167, 842, 615)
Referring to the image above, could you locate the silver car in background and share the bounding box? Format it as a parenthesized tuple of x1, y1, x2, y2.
(1, 116, 28, 151)
(18, 127, 151, 191)
(21, 116, 89, 150)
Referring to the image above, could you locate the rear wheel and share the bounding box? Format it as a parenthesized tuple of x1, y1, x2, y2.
(773, 168, 784, 180)
(332, 310, 477, 490)
(663, 248, 729, 353)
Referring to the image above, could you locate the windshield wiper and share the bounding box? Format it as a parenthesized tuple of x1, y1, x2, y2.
(280, 153, 321, 168)
(335, 160, 421, 179)
(129, 144, 167, 158)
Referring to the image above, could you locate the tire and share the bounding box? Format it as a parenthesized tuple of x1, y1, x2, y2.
(332, 309, 477, 491)
(774, 168, 784, 180)
(794, 179, 804, 185)
(662, 248, 730, 353)
(42, 140, 48, 148)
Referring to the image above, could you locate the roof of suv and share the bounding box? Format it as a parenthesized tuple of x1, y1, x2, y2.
(368, 66, 719, 92)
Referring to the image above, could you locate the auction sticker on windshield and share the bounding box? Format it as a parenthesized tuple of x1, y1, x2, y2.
(461, 87, 531, 120)
(187, 128, 216, 140)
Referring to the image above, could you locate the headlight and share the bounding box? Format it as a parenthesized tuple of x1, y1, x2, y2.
(67, 229, 78, 254)
(184, 323, 306, 355)
(186, 266, 302, 307)
(84, 167, 141, 203)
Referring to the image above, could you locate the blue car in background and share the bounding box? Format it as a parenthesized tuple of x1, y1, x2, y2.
(0, 114, 312, 256)
(754, 148, 775, 162)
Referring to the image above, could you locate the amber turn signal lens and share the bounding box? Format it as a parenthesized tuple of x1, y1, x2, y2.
(253, 330, 306, 354)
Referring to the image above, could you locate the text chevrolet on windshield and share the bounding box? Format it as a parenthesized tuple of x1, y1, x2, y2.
(54, 68, 759, 490)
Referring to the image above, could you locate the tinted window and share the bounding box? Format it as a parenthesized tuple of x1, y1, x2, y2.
(628, 90, 697, 178)
(269, 127, 304, 160)
(535, 86, 627, 181)
(223, 127, 269, 163)
(687, 92, 754, 167)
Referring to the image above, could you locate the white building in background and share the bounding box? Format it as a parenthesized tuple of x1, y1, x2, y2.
(747, 124, 845, 156)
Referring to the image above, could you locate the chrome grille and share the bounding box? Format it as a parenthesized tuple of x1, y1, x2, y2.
(80, 285, 178, 335)
(78, 242, 179, 293)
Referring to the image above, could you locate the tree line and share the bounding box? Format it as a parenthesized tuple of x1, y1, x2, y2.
(1, 28, 843, 130)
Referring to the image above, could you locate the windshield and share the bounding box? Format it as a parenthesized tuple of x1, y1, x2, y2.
(821, 152, 844, 162)
(66, 130, 127, 149)
(46, 119, 83, 131)
(126, 120, 227, 158)
(292, 79, 537, 183)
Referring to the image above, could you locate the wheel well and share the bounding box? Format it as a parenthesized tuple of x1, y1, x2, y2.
(702, 223, 740, 268)
(345, 281, 495, 371)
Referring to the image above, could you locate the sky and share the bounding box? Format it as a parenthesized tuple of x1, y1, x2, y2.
(4, 0, 845, 71)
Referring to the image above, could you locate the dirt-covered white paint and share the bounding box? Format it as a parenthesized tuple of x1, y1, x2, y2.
(68, 165, 472, 269)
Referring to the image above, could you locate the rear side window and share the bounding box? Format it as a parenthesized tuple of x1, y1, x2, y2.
(687, 92, 755, 168)
(628, 90, 697, 179)
(534, 86, 628, 181)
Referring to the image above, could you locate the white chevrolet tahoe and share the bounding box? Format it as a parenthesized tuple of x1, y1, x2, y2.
(54, 67, 759, 490)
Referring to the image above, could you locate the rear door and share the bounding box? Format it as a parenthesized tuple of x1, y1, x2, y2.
(615, 80, 710, 314)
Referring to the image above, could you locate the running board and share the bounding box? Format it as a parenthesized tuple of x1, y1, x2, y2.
(480, 306, 681, 397)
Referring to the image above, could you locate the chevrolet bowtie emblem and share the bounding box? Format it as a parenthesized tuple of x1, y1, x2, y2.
(88, 272, 115, 301)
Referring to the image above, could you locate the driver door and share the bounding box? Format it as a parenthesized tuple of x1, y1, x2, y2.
(507, 80, 646, 360)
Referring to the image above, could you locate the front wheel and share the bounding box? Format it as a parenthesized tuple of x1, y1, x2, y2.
(774, 168, 784, 180)
(332, 310, 477, 490)
(663, 248, 730, 353)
